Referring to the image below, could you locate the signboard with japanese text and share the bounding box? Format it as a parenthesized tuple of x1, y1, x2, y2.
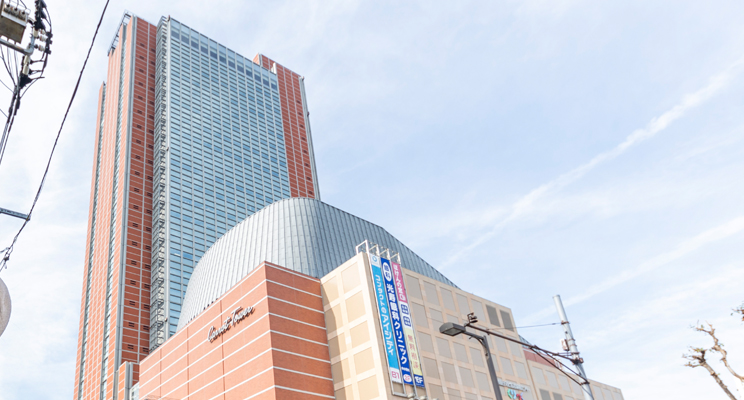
(368, 254, 402, 383)
(381, 257, 414, 385)
(391, 261, 426, 388)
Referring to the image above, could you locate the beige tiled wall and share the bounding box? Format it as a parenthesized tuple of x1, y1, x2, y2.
(322, 253, 391, 400)
(321, 252, 623, 400)
(588, 379, 625, 400)
(527, 356, 625, 400)
(404, 268, 535, 400)
(528, 360, 585, 400)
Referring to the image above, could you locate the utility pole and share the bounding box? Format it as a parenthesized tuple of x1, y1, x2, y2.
(0, 0, 53, 171)
(0, 0, 51, 270)
(554, 295, 594, 400)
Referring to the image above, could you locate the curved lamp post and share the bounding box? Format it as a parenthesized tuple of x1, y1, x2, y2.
(440, 321, 504, 400)
(443, 312, 594, 400)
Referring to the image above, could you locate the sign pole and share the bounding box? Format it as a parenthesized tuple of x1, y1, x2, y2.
(0, 207, 29, 220)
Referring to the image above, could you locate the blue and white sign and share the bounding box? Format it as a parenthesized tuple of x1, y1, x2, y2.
(381, 257, 414, 385)
(369, 254, 402, 383)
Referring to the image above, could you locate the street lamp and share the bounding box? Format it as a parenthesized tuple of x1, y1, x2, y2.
(440, 321, 504, 400)
(444, 313, 594, 400)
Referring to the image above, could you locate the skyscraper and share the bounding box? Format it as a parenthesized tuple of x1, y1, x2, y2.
(74, 12, 319, 400)
(151, 15, 319, 347)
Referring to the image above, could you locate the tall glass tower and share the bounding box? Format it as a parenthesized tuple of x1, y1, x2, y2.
(150, 16, 319, 347)
(74, 12, 319, 400)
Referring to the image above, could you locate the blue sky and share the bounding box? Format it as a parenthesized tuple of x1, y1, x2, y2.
(0, 1, 743, 399)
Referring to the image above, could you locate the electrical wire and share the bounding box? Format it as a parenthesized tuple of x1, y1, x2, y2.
(1, 47, 16, 86)
(0, 0, 110, 272)
(0, 78, 14, 93)
(0, 19, 31, 168)
(0, 90, 19, 169)
(0, 14, 22, 169)
(514, 322, 561, 329)
(484, 322, 561, 332)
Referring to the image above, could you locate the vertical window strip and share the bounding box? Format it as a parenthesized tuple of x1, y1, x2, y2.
(76, 83, 106, 400)
(98, 23, 128, 400)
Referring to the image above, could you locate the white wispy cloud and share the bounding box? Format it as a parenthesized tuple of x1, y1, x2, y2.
(440, 57, 744, 268)
(572, 265, 744, 399)
(522, 215, 744, 324)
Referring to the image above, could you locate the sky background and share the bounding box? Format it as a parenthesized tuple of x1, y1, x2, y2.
(0, 0, 743, 399)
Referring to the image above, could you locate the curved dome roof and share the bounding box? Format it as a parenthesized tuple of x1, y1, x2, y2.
(177, 198, 455, 330)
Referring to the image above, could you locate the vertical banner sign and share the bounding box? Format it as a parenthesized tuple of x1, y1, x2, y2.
(381, 257, 414, 385)
(369, 254, 403, 383)
(391, 261, 426, 388)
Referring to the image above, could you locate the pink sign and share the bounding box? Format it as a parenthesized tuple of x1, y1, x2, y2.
(391, 262, 408, 303)
(391, 261, 425, 387)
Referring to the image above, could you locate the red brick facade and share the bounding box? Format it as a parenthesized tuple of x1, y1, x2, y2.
(74, 15, 156, 400)
(138, 263, 334, 400)
(255, 54, 318, 199)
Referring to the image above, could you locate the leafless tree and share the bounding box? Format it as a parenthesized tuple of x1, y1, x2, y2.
(684, 304, 744, 400)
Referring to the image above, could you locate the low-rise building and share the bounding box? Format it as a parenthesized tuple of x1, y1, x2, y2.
(128, 198, 623, 400)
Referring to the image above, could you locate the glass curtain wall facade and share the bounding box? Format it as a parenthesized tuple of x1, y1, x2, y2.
(150, 17, 318, 348)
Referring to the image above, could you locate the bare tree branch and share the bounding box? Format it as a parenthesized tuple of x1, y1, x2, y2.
(694, 322, 744, 382)
(684, 347, 738, 400)
(734, 304, 743, 322)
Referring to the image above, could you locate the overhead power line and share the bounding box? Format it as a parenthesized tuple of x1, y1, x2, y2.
(481, 322, 562, 333)
(0, 0, 111, 272)
(514, 322, 561, 329)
